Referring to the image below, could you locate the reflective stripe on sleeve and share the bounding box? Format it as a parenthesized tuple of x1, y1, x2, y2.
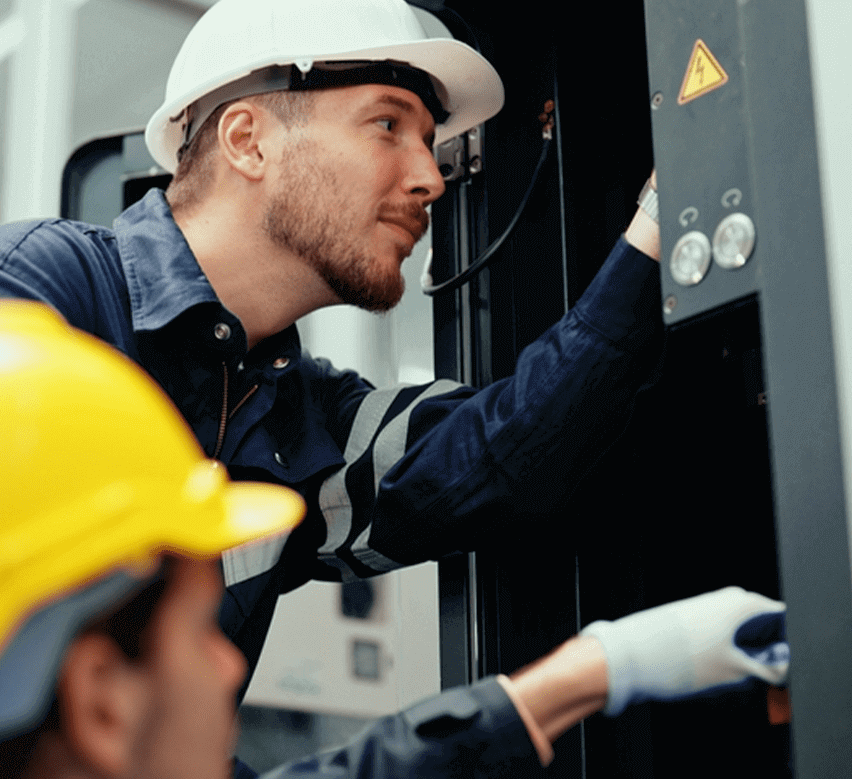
(318, 386, 407, 560)
(351, 379, 462, 571)
(221, 534, 288, 587)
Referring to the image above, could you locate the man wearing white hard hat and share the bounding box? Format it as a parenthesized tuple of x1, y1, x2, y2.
(0, 0, 663, 772)
(0, 301, 788, 779)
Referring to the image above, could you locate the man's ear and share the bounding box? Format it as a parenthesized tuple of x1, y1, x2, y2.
(57, 633, 146, 778)
(217, 101, 274, 182)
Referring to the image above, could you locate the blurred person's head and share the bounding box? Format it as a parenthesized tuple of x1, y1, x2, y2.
(0, 302, 305, 779)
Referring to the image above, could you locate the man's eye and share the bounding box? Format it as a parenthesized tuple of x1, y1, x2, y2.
(377, 118, 394, 131)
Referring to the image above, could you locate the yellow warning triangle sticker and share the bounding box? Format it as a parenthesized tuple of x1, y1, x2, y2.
(678, 39, 729, 105)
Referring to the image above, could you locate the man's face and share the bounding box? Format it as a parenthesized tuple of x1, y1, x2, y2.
(133, 558, 246, 779)
(263, 83, 446, 311)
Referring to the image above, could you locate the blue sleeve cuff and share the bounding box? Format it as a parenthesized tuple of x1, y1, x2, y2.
(257, 677, 542, 779)
(573, 236, 661, 345)
(402, 677, 543, 772)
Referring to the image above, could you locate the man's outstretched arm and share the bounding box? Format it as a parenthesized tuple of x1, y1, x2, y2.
(506, 585, 787, 764)
(258, 587, 787, 778)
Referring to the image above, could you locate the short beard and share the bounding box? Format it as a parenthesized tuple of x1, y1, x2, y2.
(263, 149, 410, 312)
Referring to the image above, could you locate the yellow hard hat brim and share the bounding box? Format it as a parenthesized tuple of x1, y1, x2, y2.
(213, 481, 307, 554)
(147, 458, 306, 559)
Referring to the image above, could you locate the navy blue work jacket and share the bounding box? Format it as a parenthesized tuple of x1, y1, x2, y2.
(0, 188, 662, 692)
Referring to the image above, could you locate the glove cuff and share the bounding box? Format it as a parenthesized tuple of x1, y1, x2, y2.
(580, 620, 633, 717)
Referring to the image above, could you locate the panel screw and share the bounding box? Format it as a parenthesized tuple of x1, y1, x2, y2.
(651, 91, 664, 109)
(664, 295, 678, 314)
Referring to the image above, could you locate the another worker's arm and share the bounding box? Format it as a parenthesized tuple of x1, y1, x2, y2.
(259, 587, 787, 778)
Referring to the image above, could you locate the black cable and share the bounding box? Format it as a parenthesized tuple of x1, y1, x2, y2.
(421, 135, 553, 296)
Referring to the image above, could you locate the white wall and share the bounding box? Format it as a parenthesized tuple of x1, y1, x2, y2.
(0, 0, 200, 222)
(805, 0, 852, 575)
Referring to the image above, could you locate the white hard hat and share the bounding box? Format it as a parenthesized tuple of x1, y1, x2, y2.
(145, 0, 505, 173)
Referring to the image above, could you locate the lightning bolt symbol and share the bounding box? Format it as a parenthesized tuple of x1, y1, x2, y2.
(696, 54, 705, 84)
(679, 42, 727, 104)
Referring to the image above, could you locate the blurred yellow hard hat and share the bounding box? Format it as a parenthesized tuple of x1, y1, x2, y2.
(0, 301, 305, 735)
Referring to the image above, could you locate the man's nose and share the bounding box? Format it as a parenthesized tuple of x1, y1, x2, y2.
(405, 144, 447, 205)
(215, 629, 248, 693)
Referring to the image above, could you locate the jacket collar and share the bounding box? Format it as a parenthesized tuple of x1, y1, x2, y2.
(114, 188, 302, 359)
(114, 188, 220, 333)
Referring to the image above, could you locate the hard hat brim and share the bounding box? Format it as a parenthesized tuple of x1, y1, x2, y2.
(216, 481, 307, 553)
(146, 37, 504, 173)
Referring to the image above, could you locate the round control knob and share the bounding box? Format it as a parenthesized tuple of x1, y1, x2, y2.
(670, 231, 712, 286)
(712, 212, 756, 270)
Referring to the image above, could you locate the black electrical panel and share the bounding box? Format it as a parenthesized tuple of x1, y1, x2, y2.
(427, 2, 791, 777)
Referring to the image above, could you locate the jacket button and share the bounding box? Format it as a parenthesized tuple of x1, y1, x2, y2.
(214, 323, 231, 341)
(272, 357, 290, 369)
(274, 452, 288, 468)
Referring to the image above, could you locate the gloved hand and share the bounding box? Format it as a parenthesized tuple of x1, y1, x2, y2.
(580, 586, 788, 716)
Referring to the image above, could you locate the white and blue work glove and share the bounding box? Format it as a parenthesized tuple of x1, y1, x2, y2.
(580, 586, 788, 716)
